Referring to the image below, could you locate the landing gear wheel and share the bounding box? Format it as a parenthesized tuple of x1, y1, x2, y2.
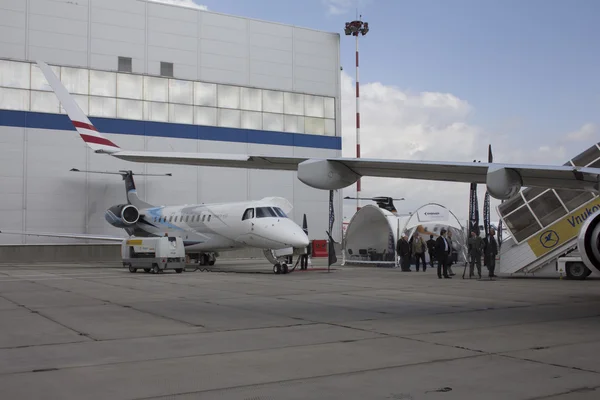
(208, 260, 215, 266)
(566, 262, 589, 280)
(152, 264, 160, 274)
(143, 268, 151, 273)
(175, 268, 183, 273)
(200, 254, 209, 266)
(282, 263, 289, 274)
(273, 263, 281, 274)
(128, 265, 137, 273)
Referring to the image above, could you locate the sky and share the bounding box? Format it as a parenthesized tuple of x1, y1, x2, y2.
(152, 0, 600, 223)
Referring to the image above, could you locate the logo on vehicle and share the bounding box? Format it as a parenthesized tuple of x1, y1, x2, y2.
(540, 230, 559, 248)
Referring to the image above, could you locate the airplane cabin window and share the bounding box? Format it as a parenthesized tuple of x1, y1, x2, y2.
(185, 216, 189, 222)
(208, 215, 211, 222)
(242, 208, 254, 220)
(202, 215, 206, 222)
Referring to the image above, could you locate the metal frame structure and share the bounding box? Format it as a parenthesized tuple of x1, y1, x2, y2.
(497, 143, 600, 244)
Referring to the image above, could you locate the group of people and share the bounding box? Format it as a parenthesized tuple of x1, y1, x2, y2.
(467, 228, 498, 279)
(396, 229, 459, 276)
(395, 227, 499, 279)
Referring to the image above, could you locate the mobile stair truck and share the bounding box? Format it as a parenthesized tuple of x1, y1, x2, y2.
(122, 236, 186, 274)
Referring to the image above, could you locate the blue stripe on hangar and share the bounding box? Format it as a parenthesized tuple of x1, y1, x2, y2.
(0, 110, 341, 150)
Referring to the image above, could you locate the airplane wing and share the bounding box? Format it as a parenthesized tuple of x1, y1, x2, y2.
(36, 60, 600, 197)
(0, 230, 125, 242)
(108, 151, 600, 190)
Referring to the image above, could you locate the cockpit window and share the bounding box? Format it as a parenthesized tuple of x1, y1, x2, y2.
(242, 208, 254, 220)
(256, 207, 278, 218)
(273, 207, 288, 218)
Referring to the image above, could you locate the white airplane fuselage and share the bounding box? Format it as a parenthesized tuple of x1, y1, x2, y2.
(124, 197, 309, 253)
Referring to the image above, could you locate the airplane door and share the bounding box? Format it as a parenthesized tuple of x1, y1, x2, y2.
(238, 208, 255, 245)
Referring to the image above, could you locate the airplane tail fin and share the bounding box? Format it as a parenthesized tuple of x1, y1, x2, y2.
(36, 61, 121, 154)
(70, 168, 171, 209)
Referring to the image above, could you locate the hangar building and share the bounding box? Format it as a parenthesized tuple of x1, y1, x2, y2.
(0, 0, 343, 249)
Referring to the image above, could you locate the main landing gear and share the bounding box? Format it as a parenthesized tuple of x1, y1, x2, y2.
(273, 262, 289, 274)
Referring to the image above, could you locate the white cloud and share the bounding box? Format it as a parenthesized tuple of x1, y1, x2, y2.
(146, 0, 207, 10)
(564, 123, 597, 142)
(338, 71, 591, 224)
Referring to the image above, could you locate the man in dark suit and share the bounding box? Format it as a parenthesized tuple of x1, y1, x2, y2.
(484, 228, 498, 278)
(435, 229, 451, 279)
(426, 234, 436, 268)
(396, 234, 411, 271)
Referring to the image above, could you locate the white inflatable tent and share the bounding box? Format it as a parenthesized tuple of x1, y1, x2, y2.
(343, 203, 467, 266)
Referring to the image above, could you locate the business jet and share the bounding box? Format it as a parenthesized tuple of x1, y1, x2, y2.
(1, 168, 309, 274)
(33, 60, 600, 275)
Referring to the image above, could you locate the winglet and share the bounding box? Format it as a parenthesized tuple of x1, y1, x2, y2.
(36, 60, 121, 154)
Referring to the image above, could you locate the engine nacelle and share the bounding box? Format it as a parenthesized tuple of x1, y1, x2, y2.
(486, 166, 523, 200)
(105, 204, 140, 228)
(577, 207, 600, 273)
(297, 159, 360, 190)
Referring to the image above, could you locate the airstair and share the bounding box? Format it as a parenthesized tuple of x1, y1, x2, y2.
(497, 143, 600, 278)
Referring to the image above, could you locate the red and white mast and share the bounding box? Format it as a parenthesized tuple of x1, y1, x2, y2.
(344, 17, 369, 212)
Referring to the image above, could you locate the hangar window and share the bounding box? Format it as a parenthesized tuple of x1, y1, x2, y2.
(118, 57, 132, 73)
(242, 208, 254, 220)
(160, 62, 174, 78)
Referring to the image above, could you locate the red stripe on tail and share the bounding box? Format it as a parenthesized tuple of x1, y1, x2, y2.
(80, 133, 119, 148)
(72, 120, 98, 132)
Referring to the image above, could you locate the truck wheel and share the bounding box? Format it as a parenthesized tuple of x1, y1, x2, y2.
(208, 259, 215, 266)
(175, 268, 183, 273)
(566, 262, 588, 280)
(128, 265, 137, 273)
(152, 264, 160, 274)
(143, 268, 151, 273)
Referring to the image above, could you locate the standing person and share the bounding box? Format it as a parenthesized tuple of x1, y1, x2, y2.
(411, 232, 427, 271)
(484, 228, 498, 278)
(426, 234, 436, 268)
(435, 229, 451, 279)
(467, 231, 484, 278)
(396, 234, 411, 271)
(446, 229, 456, 276)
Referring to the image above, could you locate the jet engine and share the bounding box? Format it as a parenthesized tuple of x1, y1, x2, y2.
(104, 204, 140, 228)
(577, 208, 600, 273)
(486, 166, 522, 200)
(297, 159, 360, 190)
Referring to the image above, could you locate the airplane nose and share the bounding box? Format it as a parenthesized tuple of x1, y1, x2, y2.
(279, 221, 309, 248)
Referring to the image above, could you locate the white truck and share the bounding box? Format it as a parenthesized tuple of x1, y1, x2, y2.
(121, 236, 186, 274)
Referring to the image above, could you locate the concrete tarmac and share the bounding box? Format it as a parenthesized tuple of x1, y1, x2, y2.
(1, 260, 600, 399)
